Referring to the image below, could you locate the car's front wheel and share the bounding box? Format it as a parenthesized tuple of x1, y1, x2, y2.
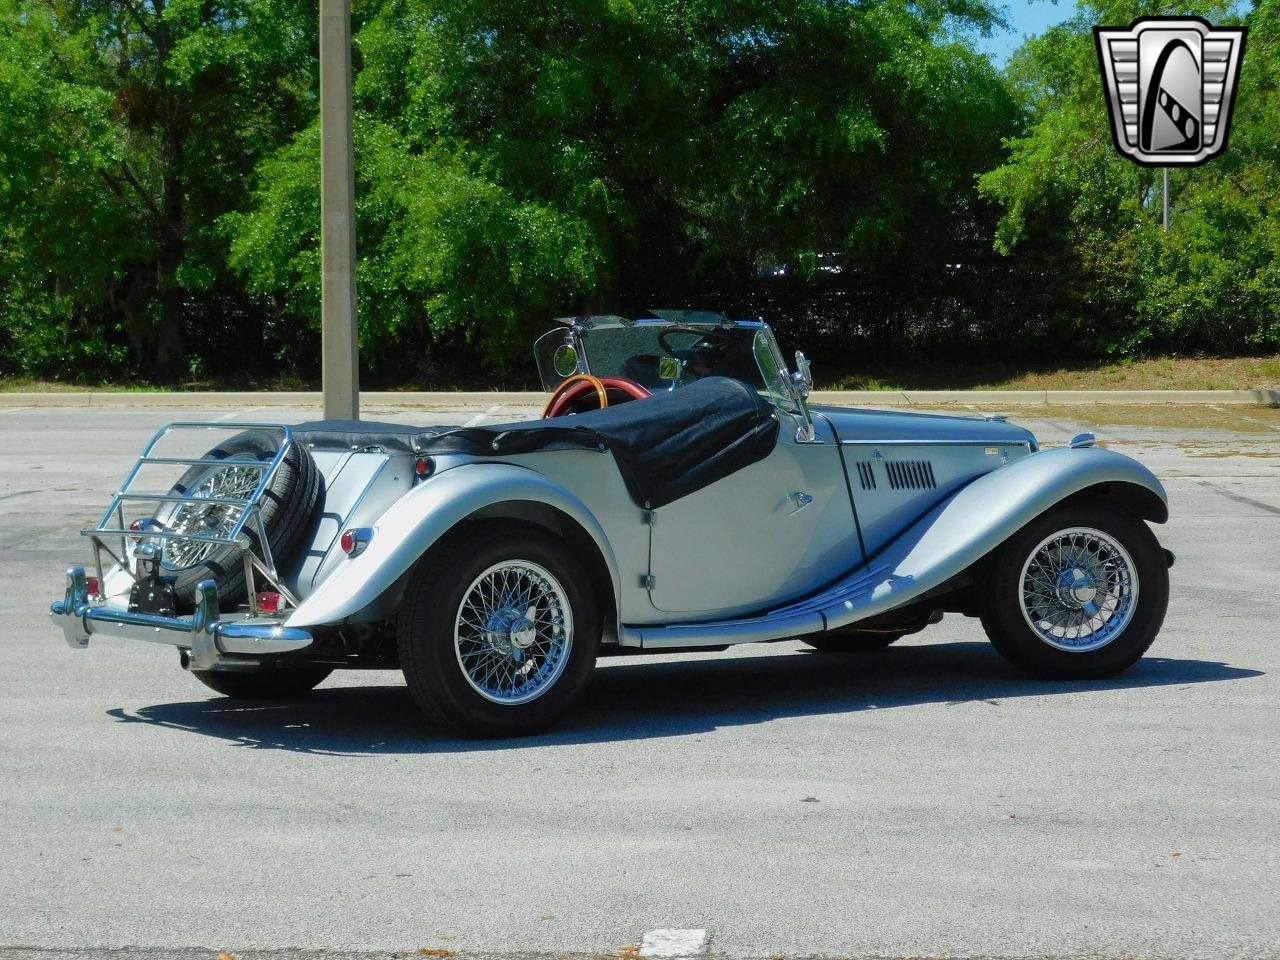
(978, 498, 1168, 679)
(397, 523, 600, 737)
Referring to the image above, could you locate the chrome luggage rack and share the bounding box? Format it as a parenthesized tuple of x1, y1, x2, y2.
(82, 422, 299, 613)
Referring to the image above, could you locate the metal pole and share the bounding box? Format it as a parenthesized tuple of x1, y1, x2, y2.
(1162, 167, 1169, 232)
(319, 0, 359, 420)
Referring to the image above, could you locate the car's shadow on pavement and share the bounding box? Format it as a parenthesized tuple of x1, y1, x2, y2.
(104, 641, 1263, 755)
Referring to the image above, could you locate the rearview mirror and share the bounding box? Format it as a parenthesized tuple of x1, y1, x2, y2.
(552, 343, 580, 378)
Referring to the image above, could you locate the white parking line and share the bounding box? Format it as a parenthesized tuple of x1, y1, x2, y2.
(214, 407, 261, 422)
(1210, 402, 1280, 432)
(462, 404, 504, 427)
(0, 406, 31, 414)
(640, 928, 710, 958)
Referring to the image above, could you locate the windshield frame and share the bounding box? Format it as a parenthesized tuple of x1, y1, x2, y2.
(534, 316, 801, 412)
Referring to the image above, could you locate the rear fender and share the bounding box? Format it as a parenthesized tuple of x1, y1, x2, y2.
(285, 462, 621, 628)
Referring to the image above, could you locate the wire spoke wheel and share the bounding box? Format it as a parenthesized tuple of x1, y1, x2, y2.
(154, 460, 263, 569)
(1018, 526, 1139, 653)
(453, 560, 574, 706)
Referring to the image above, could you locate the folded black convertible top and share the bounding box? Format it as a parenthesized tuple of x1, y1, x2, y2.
(421, 376, 780, 509)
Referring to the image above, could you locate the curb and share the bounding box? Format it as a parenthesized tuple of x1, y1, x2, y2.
(0, 388, 1277, 408)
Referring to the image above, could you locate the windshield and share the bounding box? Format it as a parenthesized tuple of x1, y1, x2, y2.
(533, 317, 797, 409)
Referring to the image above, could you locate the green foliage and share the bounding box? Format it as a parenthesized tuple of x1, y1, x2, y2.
(0, 0, 317, 381)
(979, 0, 1279, 358)
(4, 0, 1276, 385)
(226, 0, 1018, 377)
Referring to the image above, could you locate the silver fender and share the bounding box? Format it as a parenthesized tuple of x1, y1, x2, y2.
(285, 463, 622, 628)
(822, 445, 1167, 629)
(628, 446, 1167, 647)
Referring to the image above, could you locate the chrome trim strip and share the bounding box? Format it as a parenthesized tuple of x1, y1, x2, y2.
(838, 439, 1035, 448)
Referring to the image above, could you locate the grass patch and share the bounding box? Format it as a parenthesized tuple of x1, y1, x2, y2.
(819, 355, 1280, 391)
(5, 355, 1280, 393)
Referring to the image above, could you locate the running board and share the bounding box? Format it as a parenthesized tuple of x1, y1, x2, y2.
(620, 559, 898, 649)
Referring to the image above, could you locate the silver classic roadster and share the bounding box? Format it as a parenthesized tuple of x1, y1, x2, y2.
(51, 313, 1173, 736)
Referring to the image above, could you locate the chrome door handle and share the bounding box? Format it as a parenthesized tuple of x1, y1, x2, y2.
(788, 491, 813, 515)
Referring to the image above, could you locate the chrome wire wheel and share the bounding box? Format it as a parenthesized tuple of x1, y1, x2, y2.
(454, 559, 574, 706)
(154, 460, 262, 569)
(1019, 526, 1139, 653)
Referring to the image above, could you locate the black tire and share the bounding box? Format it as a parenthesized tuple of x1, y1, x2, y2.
(397, 523, 600, 737)
(153, 431, 321, 611)
(192, 666, 333, 699)
(978, 498, 1169, 679)
(802, 631, 903, 653)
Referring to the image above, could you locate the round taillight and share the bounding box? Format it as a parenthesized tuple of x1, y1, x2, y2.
(340, 527, 373, 557)
(415, 456, 435, 478)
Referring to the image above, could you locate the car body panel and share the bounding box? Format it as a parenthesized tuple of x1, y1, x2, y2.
(648, 410, 863, 616)
(284, 458, 627, 629)
(288, 449, 415, 596)
(623, 445, 1167, 648)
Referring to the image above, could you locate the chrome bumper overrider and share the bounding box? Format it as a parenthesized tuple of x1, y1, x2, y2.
(49, 567, 313, 671)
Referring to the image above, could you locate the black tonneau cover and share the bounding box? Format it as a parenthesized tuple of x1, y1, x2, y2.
(291, 378, 779, 508)
(422, 376, 779, 509)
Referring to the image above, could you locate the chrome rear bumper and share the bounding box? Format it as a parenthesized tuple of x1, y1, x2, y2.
(50, 567, 313, 671)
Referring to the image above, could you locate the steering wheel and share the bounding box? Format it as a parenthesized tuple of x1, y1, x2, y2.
(543, 375, 651, 418)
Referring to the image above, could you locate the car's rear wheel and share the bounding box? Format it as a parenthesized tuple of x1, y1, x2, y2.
(192, 665, 332, 699)
(397, 523, 600, 737)
(978, 498, 1168, 679)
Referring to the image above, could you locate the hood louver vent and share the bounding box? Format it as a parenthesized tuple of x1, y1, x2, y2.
(855, 461, 877, 490)
(885, 460, 936, 491)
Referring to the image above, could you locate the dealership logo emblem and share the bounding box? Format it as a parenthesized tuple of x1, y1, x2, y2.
(1095, 17, 1246, 166)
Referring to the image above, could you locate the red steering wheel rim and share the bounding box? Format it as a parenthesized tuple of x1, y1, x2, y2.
(543, 376, 652, 418)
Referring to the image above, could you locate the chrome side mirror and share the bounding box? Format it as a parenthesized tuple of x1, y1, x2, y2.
(790, 351, 817, 442)
(791, 350, 813, 398)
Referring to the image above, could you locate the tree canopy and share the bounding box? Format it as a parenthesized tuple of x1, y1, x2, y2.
(0, 0, 1274, 386)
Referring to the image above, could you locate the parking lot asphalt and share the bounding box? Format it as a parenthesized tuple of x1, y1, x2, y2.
(1, 401, 1278, 960)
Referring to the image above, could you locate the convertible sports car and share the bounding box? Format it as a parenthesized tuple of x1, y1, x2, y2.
(51, 312, 1173, 736)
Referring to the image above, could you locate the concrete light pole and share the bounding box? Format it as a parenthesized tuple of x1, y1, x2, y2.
(319, 0, 359, 420)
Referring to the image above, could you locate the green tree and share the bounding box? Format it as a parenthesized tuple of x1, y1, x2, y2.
(228, 0, 1017, 377)
(979, 0, 1278, 357)
(0, 0, 317, 381)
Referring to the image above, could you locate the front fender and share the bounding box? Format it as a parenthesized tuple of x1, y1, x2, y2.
(285, 462, 621, 628)
(824, 445, 1168, 628)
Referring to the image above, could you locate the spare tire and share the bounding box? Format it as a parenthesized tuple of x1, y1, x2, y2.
(140, 430, 321, 611)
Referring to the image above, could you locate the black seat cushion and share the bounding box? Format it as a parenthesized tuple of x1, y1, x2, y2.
(420, 377, 780, 509)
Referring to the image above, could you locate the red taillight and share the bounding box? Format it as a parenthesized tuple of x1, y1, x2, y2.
(129, 519, 143, 531)
(340, 527, 372, 557)
(415, 456, 435, 478)
(85, 576, 100, 596)
(255, 591, 282, 613)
